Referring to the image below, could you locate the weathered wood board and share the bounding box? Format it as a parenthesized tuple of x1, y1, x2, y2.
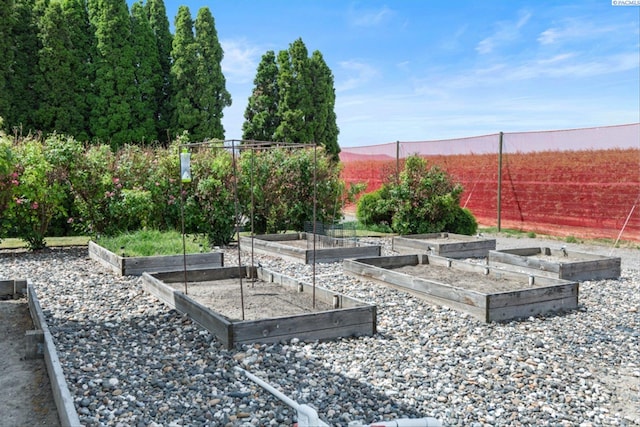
(0, 279, 27, 296)
(240, 233, 381, 264)
(392, 233, 496, 258)
(343, 254, 578, 322)
(488, 247, 621, 281)
(141, 266, 377, 348)
(89, 241, 224, 276)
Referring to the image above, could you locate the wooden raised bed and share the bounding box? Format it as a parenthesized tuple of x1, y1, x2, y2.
(488, 247, 621, 281)
(240, 233, 381, 264)
(0, 279, 27, 297)
(89, 241, 224, 276)
(392, 233, 496, 258)
(343, 254, 578, 322)
(141, 266, 377, 348)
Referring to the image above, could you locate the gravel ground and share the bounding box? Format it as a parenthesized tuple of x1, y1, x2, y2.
(0, 233, 638, 427)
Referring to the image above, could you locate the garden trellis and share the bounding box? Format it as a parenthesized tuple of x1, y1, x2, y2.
(178, 139, 323, 320)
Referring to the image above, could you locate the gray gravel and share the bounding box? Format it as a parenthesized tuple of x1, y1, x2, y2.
(0, 234, 638, 426)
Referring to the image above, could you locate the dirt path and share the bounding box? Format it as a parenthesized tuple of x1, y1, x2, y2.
(0, 296, 60, 427)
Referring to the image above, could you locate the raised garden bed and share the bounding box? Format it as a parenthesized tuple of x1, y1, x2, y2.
(343, 254, 578, 322)
(488, 247, 621, 281)
(240, 233, 381, 264)
(392, 233, 496, 258)
(0, 279, 27, 297)
(89, 241, 224, 276)
(141, 266, 377, 348)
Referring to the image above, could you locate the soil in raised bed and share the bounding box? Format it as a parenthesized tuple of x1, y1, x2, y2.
(165, 279, 334, 321)
(392, 264, 547, 293)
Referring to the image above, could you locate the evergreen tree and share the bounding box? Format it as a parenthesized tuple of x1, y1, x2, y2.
(145, 0, 173, 143)
(192, 7, 231, 141)
(130, 1, 161, 143)
(170, 6, 198, 139)
(61, 0, 97, 141)
(0, 0, 15, 128)
(88, 0, 138, 147)
(34, 1, 80, 136)
(242, 50, 279, 141)
(5, 0, 40, 134)
(309, 50, 340, 161)
(274, 38, 313, 144)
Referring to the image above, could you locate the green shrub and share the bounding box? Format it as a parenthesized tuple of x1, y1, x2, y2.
(444, 207, 478, 235)
(356, 187, 393, 227)
(238, 147, 344, 234)
(354, 155, 476, 236)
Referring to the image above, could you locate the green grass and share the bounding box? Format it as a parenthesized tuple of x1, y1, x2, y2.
(96, 230, 209, 257)
(0, 235, 90, 249)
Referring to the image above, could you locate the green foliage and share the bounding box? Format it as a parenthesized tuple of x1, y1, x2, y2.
(242, 50, 279, 141)
(0, 135, 19, 240)
(184, 146, 236, 246)
(355, 155, 476, 236)
(244, 39, 340, 159)
(6, 135, 76, 250)
(356, 187, 393, 227)
(565, 235, 578, 243)
(96, 229, 209, 257)
(238, 147, 343, 234)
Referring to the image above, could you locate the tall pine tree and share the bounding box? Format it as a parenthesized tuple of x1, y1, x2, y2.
(130, 1, 161, 143)
(5, 0, 40, 134)
(145, 0, 173, 143)
(274, 38, 313, 144)
(192, 7, 230, 141)
(242, 50, 279, 141)
(170, 6, 198, 139)
(0, 0, 15, 128)
(61, 0, 97, 142)
(88, 0, 138, 147)
(309, 50, 340, 160)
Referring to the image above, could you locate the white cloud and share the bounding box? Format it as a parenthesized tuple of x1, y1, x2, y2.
(476, 11, 532, 54)
(347, 5, 394, 27)
(336, 60, 380, 92)
(221, 38, 263, 84)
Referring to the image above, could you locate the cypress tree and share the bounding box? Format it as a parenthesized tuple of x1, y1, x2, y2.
(274, 38, 313, 144)
(145, 0, 173, 143)
(192, 7, 231, 141)
(34, 1, 79, 136)
(5, 0, 40, 134)
(61, 0, 97, 142)
(88, 0, 138, 147)
(130, 1, 161, 143)
(170, 6, 198, 139)
(242, 50, 279, 142)
(309, 50, 340, 161)
(0, 0, 15, 128)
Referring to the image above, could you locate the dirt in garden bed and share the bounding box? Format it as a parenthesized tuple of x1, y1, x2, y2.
(391, 263, 551, 293)
(165, 278, 335, 321)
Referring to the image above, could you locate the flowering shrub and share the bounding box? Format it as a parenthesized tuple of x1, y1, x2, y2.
(0, 137, 20, 241)
(6, 135, 78, 250)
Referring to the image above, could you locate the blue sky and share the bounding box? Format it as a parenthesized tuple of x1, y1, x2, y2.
(154, 1, 639, 147)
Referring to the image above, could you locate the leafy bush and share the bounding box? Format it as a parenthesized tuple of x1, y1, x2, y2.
(355, 155, 477, 235)
(6, 134, 78, 249)
(184, 145, 236, 246)
(356, 186, 393, 227)
(444, 207, 478, 235)
(0, 136, 19, 241)
(238, 147, 344, 234)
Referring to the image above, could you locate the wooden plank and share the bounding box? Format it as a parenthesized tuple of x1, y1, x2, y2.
(141, 273, 233, 348)
(0, 279, 26, 296)
(488, 283, 578, 308)
(124, 252, 223, 275)
(88, 240, 123, 275)
(488, 295, 578, 322)
(151, 266, 249, 283)
(232, 306, 376, 344)
(305, 246, 381, 264)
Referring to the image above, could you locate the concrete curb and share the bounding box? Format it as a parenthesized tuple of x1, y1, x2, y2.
(28, 282, 81, 427)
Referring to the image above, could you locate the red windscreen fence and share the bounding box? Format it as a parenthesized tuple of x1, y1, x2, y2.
(340, 123, 640, 242)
